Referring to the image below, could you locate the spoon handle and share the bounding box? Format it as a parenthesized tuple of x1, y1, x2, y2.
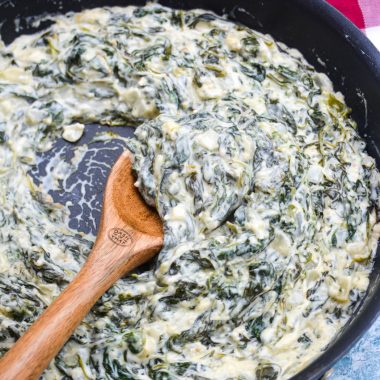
(0, 226, 161, 380)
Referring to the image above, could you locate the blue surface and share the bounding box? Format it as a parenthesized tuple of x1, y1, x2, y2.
(331, 315, 380, 379)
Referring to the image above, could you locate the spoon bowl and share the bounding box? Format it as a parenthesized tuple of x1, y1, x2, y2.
(0, 150, 164, 380)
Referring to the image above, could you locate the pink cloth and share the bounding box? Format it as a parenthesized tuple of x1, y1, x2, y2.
(327, 0, 380, 50)
(357, 0, 380, 28)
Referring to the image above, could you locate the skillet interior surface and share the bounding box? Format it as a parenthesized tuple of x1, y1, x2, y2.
(0, 1, 380, 379)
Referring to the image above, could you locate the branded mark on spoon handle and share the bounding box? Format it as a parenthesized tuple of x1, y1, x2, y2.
(108, 227, 134, 246)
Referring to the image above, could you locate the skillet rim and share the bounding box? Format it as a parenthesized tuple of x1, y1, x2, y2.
(0, 0, 380, 379)
(287, 2, 380, 379)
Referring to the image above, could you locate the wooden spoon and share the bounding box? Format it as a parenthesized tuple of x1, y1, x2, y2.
(0, 150, 164, 380)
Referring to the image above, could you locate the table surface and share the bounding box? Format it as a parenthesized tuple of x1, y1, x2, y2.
(331, 314, 380, 379)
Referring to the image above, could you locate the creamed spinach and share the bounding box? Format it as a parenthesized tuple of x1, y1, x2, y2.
(0, 3, 379, 380)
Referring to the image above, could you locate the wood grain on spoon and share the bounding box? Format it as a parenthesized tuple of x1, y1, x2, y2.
(0, 151, 164, 380)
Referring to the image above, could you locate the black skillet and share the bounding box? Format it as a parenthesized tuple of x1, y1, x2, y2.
(1, 1, 380, 379)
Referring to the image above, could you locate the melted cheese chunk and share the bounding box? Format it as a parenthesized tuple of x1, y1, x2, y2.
(62, 123, 85, 143)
